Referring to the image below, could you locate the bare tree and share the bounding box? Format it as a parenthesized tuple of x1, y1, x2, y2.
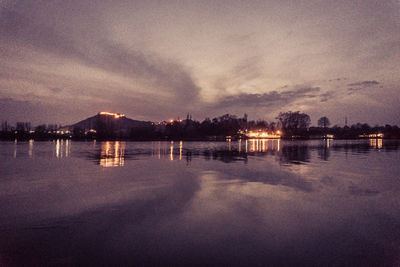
(276, 111, 311, 136)
(318, 116, 330, 128)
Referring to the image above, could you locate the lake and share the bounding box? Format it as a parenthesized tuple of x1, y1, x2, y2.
(0, 139, 399, 266)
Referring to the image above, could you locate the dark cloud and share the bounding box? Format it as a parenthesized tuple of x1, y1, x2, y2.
(49, 88, 63, 93)
(347, 87, 361, 92)
(347, 87, 363, 95)
(0, 6, 201, 104)
(281, 87, 320, 97)
(347, 81, 380, 87)
(214, 87, 320, 108)
(346, 80, 380, 95)
(0, 8, 86, 60)
(328, 77, 347, 82)
(89, 43, 201, 102)
(319, 91, 334, 102)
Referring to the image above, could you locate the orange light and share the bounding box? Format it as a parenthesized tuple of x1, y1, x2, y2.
(99, 112, 125, 118)
(100, 141, 125, 167)
(359, 133, 384, 138)
(246, 130, 281, 139)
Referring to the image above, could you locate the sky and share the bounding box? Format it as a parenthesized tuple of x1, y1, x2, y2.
(0, 0, 399, 126)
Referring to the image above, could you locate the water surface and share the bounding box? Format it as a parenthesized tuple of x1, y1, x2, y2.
(0, 139, 399, 266)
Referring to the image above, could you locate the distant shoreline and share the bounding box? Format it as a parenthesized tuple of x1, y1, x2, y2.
(1, 137, 398, 142)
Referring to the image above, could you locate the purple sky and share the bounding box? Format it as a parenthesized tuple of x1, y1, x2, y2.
(1, 0, 399, 126)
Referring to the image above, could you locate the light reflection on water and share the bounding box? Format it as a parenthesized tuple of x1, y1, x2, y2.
(370, 138, 383, 149)
(5, 138, 400, 166)
(0, 139, 400, 266)
(28, 139, 34, 157)
(248, 138, 280, 152)
(55, 139, 71, 158)
(99, 141, 125, 167)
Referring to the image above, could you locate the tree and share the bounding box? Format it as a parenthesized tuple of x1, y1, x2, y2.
(1, 120, 9, 132)
(269, 122, 276, 132)
(276, 111, 311, 137)
(255, 120, 268, 129)
(72, 126, 85, 139)
(318, 116, 330, 128)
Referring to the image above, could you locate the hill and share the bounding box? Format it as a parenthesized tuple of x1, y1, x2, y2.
(62, 112, 153, 138)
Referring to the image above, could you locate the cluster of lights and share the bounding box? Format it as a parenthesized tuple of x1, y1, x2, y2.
(246, 130, 282, 139)
(99, 112, 125, 118)
(56, 130, 71, 134)
(169, 119, 183, 123)
(359, 133, 384, 138)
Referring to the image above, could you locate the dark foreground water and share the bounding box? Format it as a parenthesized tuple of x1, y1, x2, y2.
(0, 139, 399, 266)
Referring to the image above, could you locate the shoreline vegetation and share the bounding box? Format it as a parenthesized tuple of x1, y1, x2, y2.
(2, 111, 400, 141)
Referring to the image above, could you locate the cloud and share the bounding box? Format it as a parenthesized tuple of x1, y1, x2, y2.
(0, 8, 86, 60)
(90, 43, 201, 103)
(0, 7, 201, 105)
(214, 87, 321, 109)
(0, 0, 399, 126)
(347, 87, 363, 95)
(347, 87, 361, 92)
(49, 88, 63, 93)
(328, 77, 347, 82)
(347, 81, 380, 87)
(346, 80, 380, 95)
(319, 91, 334, 102)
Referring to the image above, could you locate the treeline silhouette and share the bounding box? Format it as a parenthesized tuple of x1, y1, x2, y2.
(1, 111, 400, 140)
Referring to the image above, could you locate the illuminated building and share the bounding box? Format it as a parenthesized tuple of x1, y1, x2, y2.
(98, 112, 126, 118)
(359, 133, 384, 138)
(245, 130, 281, 139)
